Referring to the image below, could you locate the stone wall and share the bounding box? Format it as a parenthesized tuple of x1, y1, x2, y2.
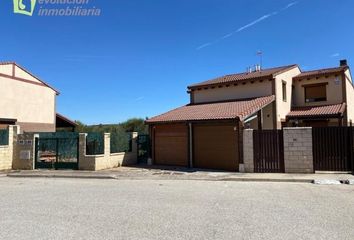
(0, 126, 18, 170)
(242, 129, 254, 173)
(12, 132, 38, 170)
(79, 132, 138, 171)
(283, 127, 314, 173)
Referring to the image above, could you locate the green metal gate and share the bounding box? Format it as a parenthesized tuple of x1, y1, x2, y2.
(137, 134, 150, 164)
(35, 133, 79, 170)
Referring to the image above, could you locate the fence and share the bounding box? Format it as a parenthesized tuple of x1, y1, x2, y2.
(313, 127, 353, 172)
(86, 133, 104, 155)
(0, 129, 9, 146)
(253, 130, 284, 173)
(110, 132, 132, 153)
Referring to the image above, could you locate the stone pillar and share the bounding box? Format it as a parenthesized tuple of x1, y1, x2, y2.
(104, 133, 111, 157)
(242, 129, 254, 173)
(78, 133, 95, 170)
(131, 132, 138, 164)
(283, 127, 314, 173)
(12, 131, 37, 170)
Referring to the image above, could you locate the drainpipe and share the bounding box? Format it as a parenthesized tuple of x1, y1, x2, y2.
(189, 123, 193, 168)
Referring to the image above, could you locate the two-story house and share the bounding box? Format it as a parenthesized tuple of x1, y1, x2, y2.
(0, 62, 76, 132)
(146, 60, 354, 171)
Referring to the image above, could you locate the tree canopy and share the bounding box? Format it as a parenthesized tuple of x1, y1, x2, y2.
(75, 118, 148, 134)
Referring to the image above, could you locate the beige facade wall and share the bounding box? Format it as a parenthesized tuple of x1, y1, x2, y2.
(345, 69, 354, 124)
(292, 74, 343, 107)
(283, 127, 313, 173)
(0, 64, 13, 76)
(275, 66, 301, 128)
(79, 132, 138, 171)
(242, 129, 254, 173)
(0, 126, 18, 170)
(0, 75, 56, 130)
(192, 80, 273, 104)
(247, 103, 274, 130)
(14, 65, 43, 84)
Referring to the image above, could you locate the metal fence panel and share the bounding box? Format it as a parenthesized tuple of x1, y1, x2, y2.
(110, 132, 132, 153)
(0, 129, 9, 146)
(253, 130, 284, 173)
(86, 132, 104, 155)
(313, 127, 353, 172)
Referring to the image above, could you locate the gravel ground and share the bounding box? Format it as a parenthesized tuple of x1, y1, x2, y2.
(0, 178, 353, 240)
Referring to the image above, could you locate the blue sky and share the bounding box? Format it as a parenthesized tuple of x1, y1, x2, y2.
(1, 0, 353, 124)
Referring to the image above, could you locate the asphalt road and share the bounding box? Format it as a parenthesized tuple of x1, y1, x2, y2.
(0, 178, 353, 240)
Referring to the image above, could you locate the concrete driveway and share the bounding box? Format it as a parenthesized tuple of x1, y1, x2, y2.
(0, 178, 353, 240)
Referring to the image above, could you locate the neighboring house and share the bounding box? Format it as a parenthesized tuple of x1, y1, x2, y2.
(0, 62, 75, 132)
(146, 60, 354, 171)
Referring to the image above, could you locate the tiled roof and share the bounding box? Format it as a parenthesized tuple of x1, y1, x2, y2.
(188, 65, 298, 89)
(287, 103, 346, 119)
(146, 95, 275, 124)
(293, 66, 348, 80)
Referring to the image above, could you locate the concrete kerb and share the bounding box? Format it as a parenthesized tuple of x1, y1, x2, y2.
(4, 170, 354, 183)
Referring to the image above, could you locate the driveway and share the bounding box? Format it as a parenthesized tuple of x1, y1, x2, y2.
(0, 178, 353, 240)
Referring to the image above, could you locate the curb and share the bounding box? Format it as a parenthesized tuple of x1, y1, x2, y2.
(4, 174, 316, 183)
(218, 178, 314, 183)
(7, 174, 116, 180)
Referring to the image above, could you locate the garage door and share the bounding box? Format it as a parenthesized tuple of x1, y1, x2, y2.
(154, 124, 188, 167)
(193, 124, 239, 171)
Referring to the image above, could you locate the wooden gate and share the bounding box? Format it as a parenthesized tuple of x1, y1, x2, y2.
(253, 130, 284, 173)
(312, 127, 353, 172)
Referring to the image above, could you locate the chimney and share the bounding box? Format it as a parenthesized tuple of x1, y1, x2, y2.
(255, 64, 261, 72)
(340, 59, 348, 67)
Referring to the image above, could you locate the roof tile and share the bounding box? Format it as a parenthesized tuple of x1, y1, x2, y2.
(188, 65, 297, 89)
(146, 95, 275, 124)
(287, 103, 346, 118)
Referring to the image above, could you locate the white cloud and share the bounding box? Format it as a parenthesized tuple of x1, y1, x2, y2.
(196, 1, 299, 50)
(134, 96, 145, 102)
(330, 53, 340, 58)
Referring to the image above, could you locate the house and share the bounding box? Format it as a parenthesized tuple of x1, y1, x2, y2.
(146, 60, 354, 171)
(0, 62, 76, 132)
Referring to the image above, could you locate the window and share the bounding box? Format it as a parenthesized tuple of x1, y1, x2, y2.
(282, 81, 287, 102)
(304, 84, 327, 103)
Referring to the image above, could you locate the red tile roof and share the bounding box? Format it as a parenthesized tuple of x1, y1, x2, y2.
(146, 95, 275, 124)
(188, 65, 298, 89)
(293, 66, 348, 80)
(287, 103, 346, 119)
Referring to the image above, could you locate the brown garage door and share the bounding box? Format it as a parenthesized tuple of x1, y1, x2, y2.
(193, 123, 239, 171)
(154, 124, 188, 167)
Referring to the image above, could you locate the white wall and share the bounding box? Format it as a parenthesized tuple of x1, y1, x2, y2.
(345, 69, 354, 125)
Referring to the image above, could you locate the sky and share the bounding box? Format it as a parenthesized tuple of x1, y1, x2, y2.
(1, 0, 354, 124)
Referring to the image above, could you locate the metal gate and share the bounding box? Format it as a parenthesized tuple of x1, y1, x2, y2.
(137, 134, 150, 164)
(253, 130, 285, 173)
(313, 127, 353, 172)
(35, 133, 79, 170)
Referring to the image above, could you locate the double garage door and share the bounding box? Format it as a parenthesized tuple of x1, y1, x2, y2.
(154, 123, 239, 171)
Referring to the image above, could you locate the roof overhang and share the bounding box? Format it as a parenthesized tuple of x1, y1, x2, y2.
(286, 103, 346, 120)
(56, 113, 77, 128)
(146, 95, 275, 125)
